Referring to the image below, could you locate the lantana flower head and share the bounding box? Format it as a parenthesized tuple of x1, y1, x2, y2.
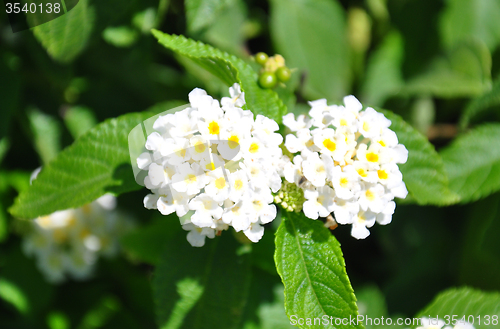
(281, 96, 408, 239)
(22, 194, 132, 283)
(137, 84, 283, 246)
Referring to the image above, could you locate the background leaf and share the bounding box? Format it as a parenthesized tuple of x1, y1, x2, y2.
(440, 124, 500, 203)
(185, 0, 234, 33)
(403, 41, 492, 98)
(275, 211, 361, 329)
(62, 106, 98, 139)
(270, 0, 350, 102)
(9, 112, 150, 219)
(440, 0, 500, 52)
(379, 109, 459, 205)
(32, 0, 95, 63)
(27, 109, 62, 165)
(417, 287, 500, 328)
(153, 232, 251, 329)
(151, 30, 287, 122)
(460, 76, 500, 129)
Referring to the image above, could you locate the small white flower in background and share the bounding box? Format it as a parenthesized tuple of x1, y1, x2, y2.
(22, 194, 133, 284)
(138, 84, 283, 247)
(281, 95, 408, 239)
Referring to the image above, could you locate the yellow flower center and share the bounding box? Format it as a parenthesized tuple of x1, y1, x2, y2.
(208, 121, 220, 135)
(215, 177, 226, 190)
(365, 190, 375, 201)
(357, 168, 367, 177)
(340, 177, 349, 188)
(363, 121, 370, 132)
(194, 142, 206, 154)
(234, 179, 243, 190)
(340, 119, 348, 126)
(228, 135, 239, 149)
(378, 140, 386, 147)
(249, 143, 259, 153)
(366, 152, 379, 162)
(323, 138, 336, 152)
(206, 162, 216, 170)
(378, 170, 388, 180)
(186, 174, 197, 184)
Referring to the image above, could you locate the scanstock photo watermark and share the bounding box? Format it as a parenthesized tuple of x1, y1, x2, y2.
(3, 0, 79, 32)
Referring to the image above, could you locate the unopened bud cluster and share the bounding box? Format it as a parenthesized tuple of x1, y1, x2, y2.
(254, 52, 292, 89)
(274, 181, 305, 213)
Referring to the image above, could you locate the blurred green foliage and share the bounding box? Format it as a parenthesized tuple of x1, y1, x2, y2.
(2, 0, 500, 328)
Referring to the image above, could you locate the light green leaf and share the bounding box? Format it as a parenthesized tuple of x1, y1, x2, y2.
(460, 76, 500, 129)
(153, 233, 251, 329)
(32, 0, 95, 63)
(102, 26, 139, 48)
(151, 30, 287, 122)
(63, 106, 98, 139)
(200, 0, 247, 56)
(275, 211, 361, 329)
(440, 0, 500, 52)
(416, 287, 500, 329)
(403, 41, 492, 98)
(270, 0, 350, 102)
(185, 0, 234, 33)
(441, 124, 500, 203)
(0, 278, 29, 314)
(28, 109, 62, 165)
(379, 110, 459, 205)
(361, 31, 404, 107)
(9, 112, 151, 219)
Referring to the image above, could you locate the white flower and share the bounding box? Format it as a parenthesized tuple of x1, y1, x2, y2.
(281, 95, 408, 239)
(189, 193, 223, 228)
(182, 223, 215, 247)
(302, 153, 334, 187)
(22, 194, 132, 283)
(303, 186, 335, 219)
(138, 84, 283, 246)
(417, 317, 446, 329)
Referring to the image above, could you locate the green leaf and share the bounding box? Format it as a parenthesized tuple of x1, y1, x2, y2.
(441, 124, 500, 203)
(460, 76, 500, 129)
(274, 211, 361, 329)
(185, 0, 234, 33)
(102, 26, 139, 48)
(153, 232, 251, 329)
(459, 193, 500, 290)
(63, 106, 98, 139)
(32, 0, 95, 63)
(361, 31, 404, 107)
(440, 0, 500, 52)
(416, 287, 500, 328)
(151, 30, 287, 122)
(28, 109, 62, 165)
(270, 0, 350, 102)
(403, 41, 492, 98)
(379, 109, 459, 205)
(9, 112, 151, 219)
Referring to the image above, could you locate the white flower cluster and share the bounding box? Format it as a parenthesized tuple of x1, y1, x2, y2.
(282, 96, 408, 239)
(23, 195, 132, 283)
(137, 84, 283, 247)
(417, 317, 475, 329)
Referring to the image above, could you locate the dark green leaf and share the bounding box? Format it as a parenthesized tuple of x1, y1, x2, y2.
(153, 232, 251, 329)
(275, 211, 361, 329)
(403, 41, 492, 98)
(9, 112, 151, 219)
(460, 76, 500, 129)
(441, 124, 500, 203)
(270, 0, 350, 102)
(151, 30, 287, 122)
(379, 110, 459, 205)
